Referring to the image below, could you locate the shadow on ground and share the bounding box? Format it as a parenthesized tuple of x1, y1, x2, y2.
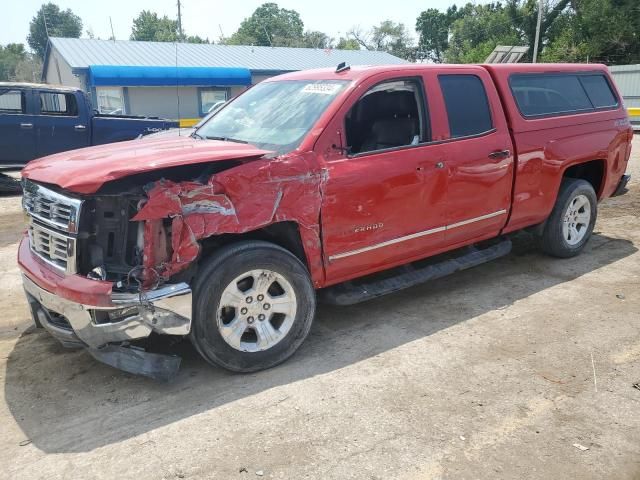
(4, 232, 637, 453)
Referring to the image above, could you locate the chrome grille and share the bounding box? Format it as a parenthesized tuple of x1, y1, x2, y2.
(22, 180, 82, 233)
(28, 222, 77, 272)
(22, 179, 82, 273)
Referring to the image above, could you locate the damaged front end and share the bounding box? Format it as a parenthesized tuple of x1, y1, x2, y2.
(22, 272, 191, 381)
(19, 176, 199, 381)
(19, 146, 325, 381)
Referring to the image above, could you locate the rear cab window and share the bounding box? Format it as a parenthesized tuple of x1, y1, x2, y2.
(0, 89, 25, 114)
(509, 73, 618, 118)
(438, 75, 493, 138)
(39, 92, 78, 116)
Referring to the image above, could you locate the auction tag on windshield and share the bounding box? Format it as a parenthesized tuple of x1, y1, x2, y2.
(302, 83, 342, 95)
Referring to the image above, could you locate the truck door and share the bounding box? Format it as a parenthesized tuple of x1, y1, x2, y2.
(0, 87, 36, 166)
(318, 74, 449, 284)
(36, 90, 89, 158)
(435, 69, 514, 245)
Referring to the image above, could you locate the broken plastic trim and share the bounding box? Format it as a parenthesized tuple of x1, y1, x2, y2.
(87, 345, 181, 382)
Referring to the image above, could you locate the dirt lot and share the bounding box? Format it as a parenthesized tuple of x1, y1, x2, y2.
(0, 138, 639, 480)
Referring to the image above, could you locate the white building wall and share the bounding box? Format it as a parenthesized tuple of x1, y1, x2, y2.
(44, 47, 81, 88)
(126, 86, 200, 119)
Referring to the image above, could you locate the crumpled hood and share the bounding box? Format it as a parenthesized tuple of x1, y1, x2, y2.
(22, 136, 271, 194)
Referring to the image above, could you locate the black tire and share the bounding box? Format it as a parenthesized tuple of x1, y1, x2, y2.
(190, 240, 316, 372)
(0, 173, 22, 195)
(540, 178, 597, 258)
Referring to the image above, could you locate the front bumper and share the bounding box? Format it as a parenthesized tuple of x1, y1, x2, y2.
(19, 236, 192, 380)
(23, 274, 192, 349)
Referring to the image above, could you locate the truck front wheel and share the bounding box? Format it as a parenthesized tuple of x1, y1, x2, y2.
(190, 241, 316, 372)
(540, 178, 597, 258)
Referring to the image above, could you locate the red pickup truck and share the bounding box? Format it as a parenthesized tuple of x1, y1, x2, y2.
(19, 63, 632, 380)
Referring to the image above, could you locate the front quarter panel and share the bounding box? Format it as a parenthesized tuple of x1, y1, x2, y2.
(132, 152, 327, 287)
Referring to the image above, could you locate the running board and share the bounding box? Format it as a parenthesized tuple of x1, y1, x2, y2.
(319, 238, 512, 306)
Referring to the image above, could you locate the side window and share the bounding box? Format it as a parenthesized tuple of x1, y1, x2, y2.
(39, 92, 78, 116)
(439, 75, 493, 138)
(579, 75, 618, 108)
(345, 78, 427, 155)
(510, 74, 593, 117)
(0, 90, 25, 114)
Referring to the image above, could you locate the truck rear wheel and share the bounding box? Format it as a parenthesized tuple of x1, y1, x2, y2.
(540, 178, 597, 258)
(191, 240, 315, 372)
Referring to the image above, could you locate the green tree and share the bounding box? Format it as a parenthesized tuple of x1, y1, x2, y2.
(415, 7, 462, 63)
(302, 31, 333, 49)
(12, 55, 43, 82)
(446, 3, 520, 63)
(348, 21, 416, 60)
(227, 3, 304, 47)
(0, 44, 27, 81)
(335, 37, 360, 50)
(185, 35, 210, 44)
(131, 10, 179, 42)
(505, 0, 572, 61)
(542, 0, 640, 64)
(27, 3, 82, 59)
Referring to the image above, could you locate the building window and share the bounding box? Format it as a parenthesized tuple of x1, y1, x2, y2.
(199, 88, 228, 116)
(96, 87, 126, 115)
(39, 92, 78, 116)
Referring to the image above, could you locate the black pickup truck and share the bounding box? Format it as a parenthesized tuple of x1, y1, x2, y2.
(0, 83, 177, 168)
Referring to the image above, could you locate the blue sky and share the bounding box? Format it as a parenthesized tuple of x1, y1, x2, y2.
(4, 0, 481, 48)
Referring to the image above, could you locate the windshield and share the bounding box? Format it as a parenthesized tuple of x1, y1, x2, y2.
(195, 80, 349, 154)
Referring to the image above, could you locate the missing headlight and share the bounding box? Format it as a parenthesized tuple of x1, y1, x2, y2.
(92, 306, 140, 324)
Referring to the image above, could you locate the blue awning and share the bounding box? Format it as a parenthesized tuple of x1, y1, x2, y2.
(88, 65, 252, 87)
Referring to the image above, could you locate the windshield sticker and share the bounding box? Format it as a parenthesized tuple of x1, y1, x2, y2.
(302, 83, 342, 95)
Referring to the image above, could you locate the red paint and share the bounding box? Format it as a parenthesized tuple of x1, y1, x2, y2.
(132, 155, 325, 283)
(21, 136, 271, 194)
(18, 236, 114, 307)
(19, 63, 632, 301)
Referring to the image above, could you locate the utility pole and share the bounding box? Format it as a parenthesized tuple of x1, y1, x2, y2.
(109, 16, 116, 41)
(532, 0, 544, 63)
(42, 9, 50, 38)
(177, 0, 184, 41)
(262, 25, 273, 47)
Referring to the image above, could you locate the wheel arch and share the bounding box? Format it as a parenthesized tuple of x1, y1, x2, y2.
(198, 221, 324, 286)
(561, 159, 606, 199)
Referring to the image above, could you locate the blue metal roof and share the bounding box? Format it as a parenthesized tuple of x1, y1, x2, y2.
(88, 65, 251, 87)
(49, 37, 408, 73)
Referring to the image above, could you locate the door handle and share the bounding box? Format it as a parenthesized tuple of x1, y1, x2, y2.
(20, 123, 33, 129)
(417, 161, 445, 172)
(74, 124, 87, 131)
(488, 149, 510, 160)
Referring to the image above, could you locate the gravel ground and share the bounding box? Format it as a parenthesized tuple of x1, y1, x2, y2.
(0, 138, 638, 480)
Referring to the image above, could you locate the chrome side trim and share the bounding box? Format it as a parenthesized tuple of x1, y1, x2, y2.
(329, 226, 446, 261)
(446, 209, 508, 230)
(328, 209, 508, 261)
